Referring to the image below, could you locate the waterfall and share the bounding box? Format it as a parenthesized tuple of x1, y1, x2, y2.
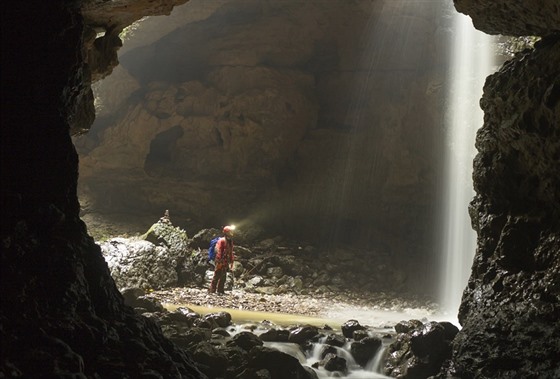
(439, 12, 496, 321)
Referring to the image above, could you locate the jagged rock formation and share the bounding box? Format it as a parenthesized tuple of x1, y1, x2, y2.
(449, 1, 560, 378)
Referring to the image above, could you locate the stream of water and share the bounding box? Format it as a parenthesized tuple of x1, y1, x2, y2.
(166, 302, 451, 378)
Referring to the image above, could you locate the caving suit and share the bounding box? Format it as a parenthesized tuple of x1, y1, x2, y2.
(209, 237, 234, 293)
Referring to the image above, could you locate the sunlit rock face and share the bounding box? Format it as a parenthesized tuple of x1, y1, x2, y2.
(76, 0, 447, 281)
(447, 1, 560, 378)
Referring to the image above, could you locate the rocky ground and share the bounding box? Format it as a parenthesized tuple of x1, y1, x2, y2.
(92, 212, 442, 329)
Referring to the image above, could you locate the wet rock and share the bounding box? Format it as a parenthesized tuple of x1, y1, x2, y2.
(319, 353, 348, 373)
(438, 321, 459, 341)
(341, 319, 365, 338)
(288, 325, 320, 345)
(191, 341, 228, 378)
(352, 329, 369, 341)
(204, 311, 232, 328)
(232, 261, 245, 277)
(318, 345, 337, 360)
(324, 333, 346, 347)
(313, 273, 330, 287)
(229, 331, 264, 351)
(259, 329, 290, 343)
(350, 336, 382, 367)
(394, 319, 423, 334)
(385, 320, 454, 379)
(410, 322, 448, 358)
(246, 346, 317, 379)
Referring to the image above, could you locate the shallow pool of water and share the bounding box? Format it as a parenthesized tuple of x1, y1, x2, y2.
(164, 302, 340, 328)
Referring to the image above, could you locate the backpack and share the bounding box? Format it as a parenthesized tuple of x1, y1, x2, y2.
(207, 237, 221, 263)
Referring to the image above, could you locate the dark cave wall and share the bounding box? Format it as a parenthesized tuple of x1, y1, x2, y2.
(449, 0, 560, 377)
(1, 1, 202, 378)
(453, 35, 560, 379)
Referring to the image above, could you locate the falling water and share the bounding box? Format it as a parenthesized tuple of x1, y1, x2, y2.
(439, 13, 496, 321)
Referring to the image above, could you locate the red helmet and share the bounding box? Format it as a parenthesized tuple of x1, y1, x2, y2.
(223, 225, 235, 234)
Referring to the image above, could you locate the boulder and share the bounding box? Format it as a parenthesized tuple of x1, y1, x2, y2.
(259, 329, 290, 343)
(229, 331, 264, 352)
(341, 319, 365, 339)
(288, 325, 320, 345)
(246, 346, 317, 379)
(350, 336, 382, 367)
(317, 353, 347, 374)
(384, 320, 454, 379)
(191, 341, 228, 378)
(324, 333, 346, 347)
(204, 311, 232, 328)
(100, 237, 179, 290)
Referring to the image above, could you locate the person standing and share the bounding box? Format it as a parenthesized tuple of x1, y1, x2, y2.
(209, 225, 235, 294)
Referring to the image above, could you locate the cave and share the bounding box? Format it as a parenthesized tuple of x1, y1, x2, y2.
(1, 0, 559, 378)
